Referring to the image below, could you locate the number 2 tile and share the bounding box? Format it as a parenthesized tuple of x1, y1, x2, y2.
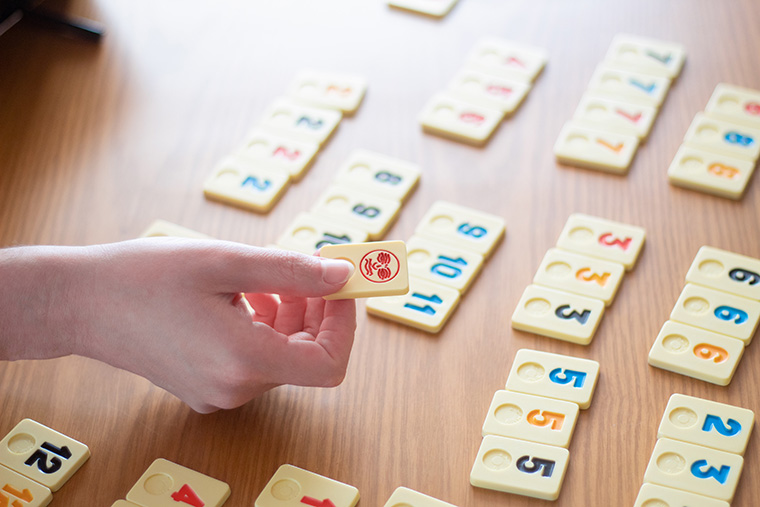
(126, 459, 230, 507)
(0, 419, 89, 492)
(658, 393, 754, 455)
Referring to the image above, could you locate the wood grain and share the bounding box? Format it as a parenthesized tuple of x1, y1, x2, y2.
(1, 0, 759, 505)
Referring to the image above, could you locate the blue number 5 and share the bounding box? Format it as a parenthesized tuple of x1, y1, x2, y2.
(549, 368, 586, 388)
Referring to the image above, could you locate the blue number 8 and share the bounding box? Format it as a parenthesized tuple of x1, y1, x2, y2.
(714, 305, 748, 324)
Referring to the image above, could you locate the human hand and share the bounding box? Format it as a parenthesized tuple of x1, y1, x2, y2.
(0, 238, 357, 413)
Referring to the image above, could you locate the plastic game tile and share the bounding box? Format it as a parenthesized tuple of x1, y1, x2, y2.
(470, 435, 569, 501)
(572, 94, 658, 139)
(0, 419, 90, 492)
(255, 464, 359, 507)
(670, 283, 760, 345)
(511, 284, 605, 346)
(419, 92, 505, 147)
(447, 69, 531, 116)
(686, 246, 760, 301)
(683, 112, 760, 162)
(658, 393, 755, 455)
(203, 156, 291, 213)
(276, 212, 369, 255)
(586, 65, 671, 106)
(111, 502, 141, 507)
(259, 98, 342, 146)
(405, 236, 484, 294)
(387, 0, 459, 18)
(333, 149, 421, 203)
(481, 390, 579, 448)
(555, 213, 646, 270)
(366, 276, 460, 333)
(127, 459, 229, 507)
(604, 34, 687, 79)
(320, 241, 409, 300)
(667, 145, 756, 200)
(382, 487, 458, 507)
(505, 349, 600, 409)
(533, 248, 625, 306)
(648, 320, 744, 386)
(139, 220, 212, 239)
(288, 71, 367, 114)
(464, 39, 548, 83)
(310, 184, 402, 240)
(237, 130, 319, 181)
(554, 122, 640, 174)
(0, 464, 52, 507)
(414, 201, 505, 258)
(643, 437, 744, 502)
(633, 483, 729, 507)
(705, 83, 760, 130)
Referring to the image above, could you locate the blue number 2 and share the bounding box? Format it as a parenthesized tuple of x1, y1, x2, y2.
(549, 368, 586, 388)
(691, 460, 730, 484)
(702, 414, 742, 436)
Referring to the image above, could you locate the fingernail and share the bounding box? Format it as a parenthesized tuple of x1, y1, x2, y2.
(321, 259, 354, 284)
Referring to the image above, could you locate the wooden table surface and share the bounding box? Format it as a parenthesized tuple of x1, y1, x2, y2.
(2, 0, 759, 505)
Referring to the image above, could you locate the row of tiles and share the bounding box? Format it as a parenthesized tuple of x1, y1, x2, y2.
(649, 246, 760, 385)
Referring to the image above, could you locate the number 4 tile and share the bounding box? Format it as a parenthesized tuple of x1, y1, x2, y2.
(255, 464, 359, 507)
(126, 459, 230, 507)
(0, 419, 89, 492)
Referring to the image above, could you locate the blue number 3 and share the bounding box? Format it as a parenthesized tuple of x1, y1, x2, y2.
(691, 459, 730, 484)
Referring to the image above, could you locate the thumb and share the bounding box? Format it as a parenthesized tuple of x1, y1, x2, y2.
(205, 243, 354, 297)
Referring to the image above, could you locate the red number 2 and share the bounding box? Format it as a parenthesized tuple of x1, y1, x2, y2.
(171, 484, 204, 507)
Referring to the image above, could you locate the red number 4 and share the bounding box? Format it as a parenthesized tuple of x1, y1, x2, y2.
(171, 484, 205, 507)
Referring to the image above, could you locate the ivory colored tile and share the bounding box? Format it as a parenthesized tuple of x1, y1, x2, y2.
(334, 149, 420, 202)
(414, 201, 505, 258)
(633, 483, 729, 507)
(481, 390, 579, 448)
(683, 112, 760, 161)
(111, 502, 140, 507)
(658, 393, 755, 455)
(419, 92, 505, 147)
(555, 213, 646, 270)
(447, 69, 531, 116)
(0, 465, 52, 507)
(686, 246, 760, 301)
(406, 236, 484, 294)
(533, 248, 625, 306)
(511, 285, 605, 345)
(505, 349, 600, 409)
(255, 464, 358, 507)
(311, 184, 401, 240)
(237, 130, 319, 181)
(705, 83, 760, 130)
(387, 0, 459, 18)
(648, 320, 744, 386)
(276, 213, 369, 255)
(0, 419, 89, 492)
(587, 65, 670, 106)
(320, 241, 409, 300)
(465, 39, 548, 83)
(289, 71, 367, 114)
(366, 276, 460, 333)
(203, 156, 291, 213)
(572, 94, 658, 139)
(382, 487, 457, 507)
(139, 220, 212, 239)
(670, 283, 760, 345)
(643, 438, 744, 502)
(667, 145, 756, 200)
(259, 98, 342, 146)
(604, 34, 687, 79)
(470, 435, 569, 501)
(127, 459, 229, 507)
(554, 122, 640, 174)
